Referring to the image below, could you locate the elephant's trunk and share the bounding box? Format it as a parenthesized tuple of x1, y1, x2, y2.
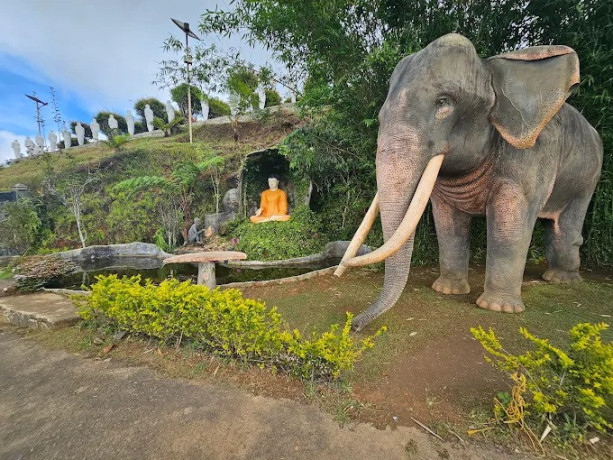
(338, 154, 445, 331)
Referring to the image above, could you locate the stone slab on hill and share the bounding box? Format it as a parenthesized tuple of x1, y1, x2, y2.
(0, 293, 79, 329)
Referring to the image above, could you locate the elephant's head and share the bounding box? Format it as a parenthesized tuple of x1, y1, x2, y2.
(336, 33, 580, 330)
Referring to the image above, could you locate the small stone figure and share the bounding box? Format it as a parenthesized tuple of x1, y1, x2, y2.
(222, 188, 240, 213)
(250, 175, 291, 223)
(126, 110, 134, 135)
(202, 100, 210, 121)
(35, 133, 45, 154)
(62, 129, 71, 149)
(11, 139, 22, 159)
(165, 100, 175, 123)
(48, 131, 57, 151)
(75, 122, 85, 146)
(24, 136, 35, 155)
(187, 217, 204, 243)
(144, 104, 154, 132)
(90, 119, 100, 141)
(108, 114, 119, 131)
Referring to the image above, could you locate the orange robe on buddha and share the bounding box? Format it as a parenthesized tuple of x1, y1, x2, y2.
(250, 188, 291, 223)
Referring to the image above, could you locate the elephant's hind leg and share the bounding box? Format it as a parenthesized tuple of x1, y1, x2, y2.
(431, 197, 471, 295)
(542, 195, 591, 283)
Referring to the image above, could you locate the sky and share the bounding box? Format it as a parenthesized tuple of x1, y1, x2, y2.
(0, 0, 279, 165)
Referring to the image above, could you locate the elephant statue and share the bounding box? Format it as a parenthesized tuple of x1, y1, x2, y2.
(336, 33, 603, 331)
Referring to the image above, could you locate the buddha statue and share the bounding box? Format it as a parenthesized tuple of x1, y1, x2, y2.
(250, 176, 291, 223)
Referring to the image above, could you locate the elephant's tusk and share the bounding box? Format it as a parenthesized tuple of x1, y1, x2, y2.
(341, 154, 445, 268)
(334, 193, 380, 277)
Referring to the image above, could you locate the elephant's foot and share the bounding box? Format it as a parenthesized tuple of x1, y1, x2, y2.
(476, 292, 524, 313)
(542, 268, 582, 283)
(432, 275, 470, 295)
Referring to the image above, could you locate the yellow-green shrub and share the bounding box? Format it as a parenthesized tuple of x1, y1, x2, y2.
(471, 323, 613, 441)
(76, 275, 384, 379)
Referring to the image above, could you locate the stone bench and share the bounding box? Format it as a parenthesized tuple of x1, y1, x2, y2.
(163, 251, 247, 289)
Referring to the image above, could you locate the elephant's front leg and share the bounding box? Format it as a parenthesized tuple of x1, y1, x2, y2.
(478, 184, 537, 313)
(431, 196, 471, 294)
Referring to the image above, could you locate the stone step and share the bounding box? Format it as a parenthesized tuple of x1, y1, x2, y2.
(0, 293, 79, 330)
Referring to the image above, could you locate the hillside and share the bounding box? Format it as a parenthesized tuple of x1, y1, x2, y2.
(0, 106, 302, 191)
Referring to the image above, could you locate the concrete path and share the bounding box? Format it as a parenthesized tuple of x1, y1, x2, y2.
(0, 329, 524, 460)
(0, 293, 78, 329)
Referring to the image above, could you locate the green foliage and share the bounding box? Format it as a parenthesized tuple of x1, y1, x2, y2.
(104, 134, 130, 152)
(206, 97, 231, 118)
(202, 0, 613, 265)
(94, 111, 128, 135)
(232, 206, 327, 260)
(106, 192, 159, 244)
(76, 275, 385, 379)
(0, 199, 42, 253)
(226, 65, 260, 113)
(170, 83, 203, 118)
(134, 98, 166, 122)
(153, 116, 184, 137)
(264, 88, 282, 107)
(471, 323, 613, 442)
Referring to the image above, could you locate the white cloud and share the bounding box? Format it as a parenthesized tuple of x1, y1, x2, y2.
(0, 1, 276, 112)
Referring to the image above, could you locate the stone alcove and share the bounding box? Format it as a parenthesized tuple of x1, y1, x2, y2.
(239, 148, 302, 219)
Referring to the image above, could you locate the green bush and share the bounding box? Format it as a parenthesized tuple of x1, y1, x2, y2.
(0, 199, 42, 253)
(471, 323, 613, 442)
(264, 88, 282, 107)
(232, 205, 327, 260)
(76, 275, 384, 379)
(207, 97, 231, 118)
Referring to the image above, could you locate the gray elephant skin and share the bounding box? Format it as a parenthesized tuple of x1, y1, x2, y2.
(339, 33, 602, 331)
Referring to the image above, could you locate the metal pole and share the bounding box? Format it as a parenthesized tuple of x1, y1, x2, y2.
(35, 102, 42, 136)
(186, 32, 193, 144)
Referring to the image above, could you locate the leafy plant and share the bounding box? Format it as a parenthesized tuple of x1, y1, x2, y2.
(170, 83, 203, 118)
(104, 134, 131, 152)
(206, 97, 232, 118)
(75, 274, 385, 380)
(232, 206, 327, 260)
(471, 323, 613, 443)
(0, 198, 42, 254)
(153, 116, 184, 137)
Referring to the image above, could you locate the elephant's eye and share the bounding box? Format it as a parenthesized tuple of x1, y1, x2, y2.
(436, 95, 452, 107)
(435, 95, 454, 120)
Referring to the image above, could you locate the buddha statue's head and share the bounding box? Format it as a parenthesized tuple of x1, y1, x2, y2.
(268, 175, 279, 191)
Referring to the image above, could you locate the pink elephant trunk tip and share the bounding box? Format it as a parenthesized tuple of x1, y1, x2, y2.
(337, 154, 445, 271)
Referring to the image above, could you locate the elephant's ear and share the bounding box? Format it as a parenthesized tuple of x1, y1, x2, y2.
(487, 45, 579, 149)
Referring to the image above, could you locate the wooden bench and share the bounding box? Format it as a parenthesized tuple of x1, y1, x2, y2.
(163, 251, 247, 289)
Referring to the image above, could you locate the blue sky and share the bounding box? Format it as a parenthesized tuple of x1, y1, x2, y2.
(0, 0, 278, 164)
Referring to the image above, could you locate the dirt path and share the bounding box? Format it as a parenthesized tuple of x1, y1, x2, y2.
(0, 328, 526, 460)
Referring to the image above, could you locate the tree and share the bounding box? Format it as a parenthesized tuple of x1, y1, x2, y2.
(207, 97, 231, 118)
(170, 83, 203, 118)
(197, 153, 224, 214)
(134, 98, 166, 123)
(43, 169, 100, 248)
(264, 88, 282, 107)
(226, 64, 260, 141)
(49, 86, 64, 134)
